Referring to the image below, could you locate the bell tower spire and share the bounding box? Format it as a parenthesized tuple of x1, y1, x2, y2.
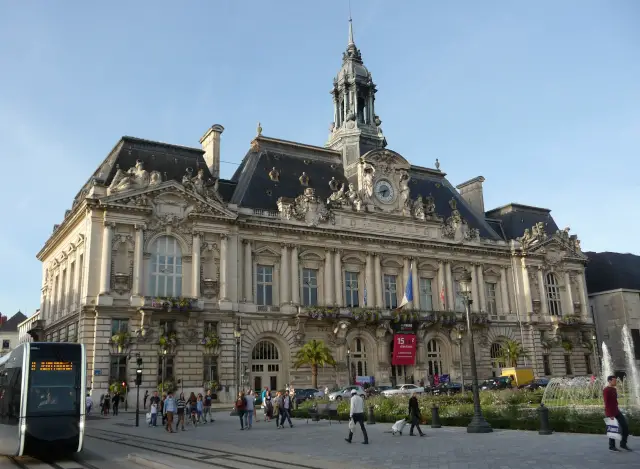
(325, 16, 386, 177)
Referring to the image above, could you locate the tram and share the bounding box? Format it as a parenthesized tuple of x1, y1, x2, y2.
(0, 342, 86, 456)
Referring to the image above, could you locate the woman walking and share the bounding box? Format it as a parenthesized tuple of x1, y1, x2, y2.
(235, 391, 247, 430)
(264, 388, 273, 422)
(408, 392, 425, 437)
(176, 392, 186, 431)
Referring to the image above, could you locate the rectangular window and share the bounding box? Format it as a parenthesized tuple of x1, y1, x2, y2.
(53, 275, 59, 313)
(564, 355, 572, 375)
(419, 278, 433, 310)
(383, 274, 398, 309)
(69, 261, 75, 307)
(485, 282, 498, 315)
(454, 281, 465, 312)
(632, 329, 640, 360)
(302, 268, 319, 306)
(542, 355, 552, 375)
(110, 355, 127, 384)
(203, 355, 219, 385)
(77, 254, 84, 305)
(585, 354, 593, 375)
(111, 319, 129, 335)
(204, 321, 218, 335)
(159, 320, 176, 335)
(2, 340, 9, 349)
(256, 265, 273, 306)
(60, 268, 67, 311)
(345, 271, 359, 307)
(158, 356, 175, 384)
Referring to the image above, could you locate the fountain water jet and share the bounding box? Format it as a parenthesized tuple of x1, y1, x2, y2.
(601, 342, 613, 387)
(621, 324, 640, 408)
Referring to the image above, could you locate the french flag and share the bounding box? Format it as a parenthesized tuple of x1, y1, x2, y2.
(395, 263, 414, 310)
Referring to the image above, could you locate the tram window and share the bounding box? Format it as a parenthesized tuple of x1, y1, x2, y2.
(8, 368, 21, 424)
(0, 368, 20, 425)
(28, 362, 79, 414)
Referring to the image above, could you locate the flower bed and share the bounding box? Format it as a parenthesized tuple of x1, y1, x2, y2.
(291, 391, 640, 435)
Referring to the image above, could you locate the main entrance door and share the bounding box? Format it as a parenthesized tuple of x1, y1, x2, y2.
(250, 340, 282, 392)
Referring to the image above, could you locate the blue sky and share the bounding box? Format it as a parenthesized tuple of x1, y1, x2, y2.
(1, 1, 638, 319)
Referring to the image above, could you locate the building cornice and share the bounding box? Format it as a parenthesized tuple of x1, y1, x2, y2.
(36, 199, 94, 261)
(588, 288, 640, 297)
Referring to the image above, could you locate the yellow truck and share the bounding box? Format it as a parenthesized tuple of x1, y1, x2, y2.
(500, 367, 534, 387)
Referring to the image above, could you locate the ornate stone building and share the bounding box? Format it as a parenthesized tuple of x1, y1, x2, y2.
(37, 22, 596, 402)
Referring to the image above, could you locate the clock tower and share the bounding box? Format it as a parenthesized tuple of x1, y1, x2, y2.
(325, 18, 387, 181)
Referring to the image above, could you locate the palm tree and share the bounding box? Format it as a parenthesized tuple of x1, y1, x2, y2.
(496, 339, 529, 368)
(293, 340, 337, 389)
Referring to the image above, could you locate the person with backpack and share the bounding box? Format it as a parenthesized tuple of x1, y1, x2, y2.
(203, 390, 214, 423)
(175, 392, 186, 431)
(235, 391, 247, 430)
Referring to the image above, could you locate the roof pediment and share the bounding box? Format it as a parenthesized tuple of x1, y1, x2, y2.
(525, 232, 587, 262)
(361, 148, 410, 170)
(99, 180, 237, 221)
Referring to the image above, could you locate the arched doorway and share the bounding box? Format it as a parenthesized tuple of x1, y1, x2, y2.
(389, 339, 413, 386)
(349, 338, 370, 384)
(250, 340, 282, 392)
(490, 342, 505, 377)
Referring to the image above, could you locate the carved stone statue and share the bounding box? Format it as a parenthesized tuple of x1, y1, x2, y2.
(399, 170, 410, 214)
(269, 167, 279, 182)
(327, 183, 346, 205)
(424, 194, 436, 216)
(345, 183, 362, 211)
(519, 221, 548, 250)
(149, 171, 162, 186)
(412, 196, 425, 220)
(108, 160, 151, 195)
(182, 168, 207, 197)
(206, 178, 223, 203)
(361, 163, 375, 203)
(328, 177, 340, 191)
(299, 172, 310, 186)
(277, 188, 335, 227)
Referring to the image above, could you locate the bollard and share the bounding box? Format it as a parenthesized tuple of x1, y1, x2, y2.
(538, 404, 552, 435)
(312, 403, 320, 422)
(367, 405, 376, 425)
(431, 405, 442, 428)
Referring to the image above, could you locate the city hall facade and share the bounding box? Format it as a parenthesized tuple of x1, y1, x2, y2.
(35, 24, 595, 402)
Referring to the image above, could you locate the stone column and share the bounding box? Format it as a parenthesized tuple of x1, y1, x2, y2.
(99, 222, 114, 295)
(334, 249, 342, 306)
(324, 249, 333, 306)
(280, 244, 289, 305)
(243, 240, 253, 303)
(564, 271, 574, 315)
(477, 265, 487, 312)
(577, 272, 589, 318)
(500, 267, 510, 314)
(437, 261, 445, 311)
(192, 232, 201, 298)
(520, 258, 533, 314)
(291, 245, 300, 305)
(402, 258, 411, 308)
(365, 253, 374, 307)
(411, 259, 419, 310)
(374, 254, 383, 308)
(470, 265, 480, 312)
(537, 267, 548, 316)
(219, 235, 228, 300)
(445, 262, 454, 311)
(132, 225, 144, 296)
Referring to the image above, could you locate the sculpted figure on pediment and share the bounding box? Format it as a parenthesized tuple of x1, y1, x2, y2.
(206, 178, 224, 203)
(345, 184, 363, 212)
(399, 170, 411, 215)
(327, 183, 346, 206)
(518, 221, 548, 250)
(108, 160, 151, 195)
(361, 162, 375, 204)
(278, 188, 335, 227)
(149, 171, 162, 187)
(412, 196, 425, 220)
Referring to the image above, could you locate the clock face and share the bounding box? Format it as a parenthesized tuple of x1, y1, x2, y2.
(374, 179, 395, 203)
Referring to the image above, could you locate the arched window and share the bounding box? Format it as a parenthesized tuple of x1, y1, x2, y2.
(545, 273, 562, 316)
(426, 339, 444, 376)
(350, 338, 368, 378)
(252, 340, 279, 361)
(149, 236, 183, 297)
(490, 342, 505, 377)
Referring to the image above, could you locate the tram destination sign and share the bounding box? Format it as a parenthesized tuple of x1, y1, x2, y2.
(31, 361, 74, 372)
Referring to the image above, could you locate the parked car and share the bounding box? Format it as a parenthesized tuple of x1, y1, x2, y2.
(368, 385, 393, 396)
(518, 378, 549, 391)
(431, 382, 468, 395)
(479, 376, 513, 391)
(328, 385, 366, 401)
(380, 384, 424, 397)
(294, 388, 319, 404)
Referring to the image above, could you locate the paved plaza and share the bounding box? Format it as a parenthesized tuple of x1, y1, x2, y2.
(60, 410, 640, 469)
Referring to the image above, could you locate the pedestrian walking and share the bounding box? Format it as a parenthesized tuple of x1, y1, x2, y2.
(278, 390, 293, 429)
(164, 391, 177, 433)
(235, 391, 247, 430)
(604, 375, 631, 452)
(204, 390, 214, 423)
(244, 390, 255, 429)
(345, 389, 368, 444)
(149, 391, 160, 427)
(143, 390, 149, 410)
(408, 392, 425, 437)
(112, 392, 120, 416)
(176, 392, 186, 431)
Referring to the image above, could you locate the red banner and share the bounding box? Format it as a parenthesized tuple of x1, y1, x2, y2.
(392, 334, 417, 366)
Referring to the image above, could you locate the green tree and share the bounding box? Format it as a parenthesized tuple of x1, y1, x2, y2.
(293, 339, 337, 389)
(496, 339, 529, 368)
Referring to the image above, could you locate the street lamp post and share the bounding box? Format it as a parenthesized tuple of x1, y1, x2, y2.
(231, 321, 242, 416)
(346, 347, 351, 385)
(592, 333, 600, 376)
(459, 269, 493, 434)
(457, 331, 465, 393)
(161, 349, 167, 395)
(135, 353, 143, 427)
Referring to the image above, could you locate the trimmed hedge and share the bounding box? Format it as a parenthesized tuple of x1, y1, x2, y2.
(292, 391, 640, 435)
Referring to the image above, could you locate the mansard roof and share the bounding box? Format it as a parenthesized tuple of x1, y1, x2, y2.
(585, 251, 640, 294)
(0, 312, 28, 333)
(485, 203, 560, 241)
(73, 136, 238, 207)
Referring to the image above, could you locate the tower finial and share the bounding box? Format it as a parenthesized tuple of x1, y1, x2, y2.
(348, 0, 354, 45)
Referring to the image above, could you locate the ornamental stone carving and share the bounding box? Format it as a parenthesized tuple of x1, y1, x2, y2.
(441, 198, 478, 241)
(277, 188, 335, 227)
(108, 160, 151, 195)
(518, 222, 548, 250)
(398, 170, 411, 215)
(412, 194, 437, 221)
(269, 167, 280, 182)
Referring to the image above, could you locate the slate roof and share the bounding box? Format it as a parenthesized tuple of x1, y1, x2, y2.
(73, 137, 237, 206)
(485, 203, 559, 241)
(0, 312, 28, 333)
(585, 252, 640, 294)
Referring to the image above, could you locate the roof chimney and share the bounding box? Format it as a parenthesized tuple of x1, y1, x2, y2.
(200, 124, 224, 179)
(456, 176, 486, 216)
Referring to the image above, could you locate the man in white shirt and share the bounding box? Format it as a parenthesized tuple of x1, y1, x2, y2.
(345, 389, 368, 444)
